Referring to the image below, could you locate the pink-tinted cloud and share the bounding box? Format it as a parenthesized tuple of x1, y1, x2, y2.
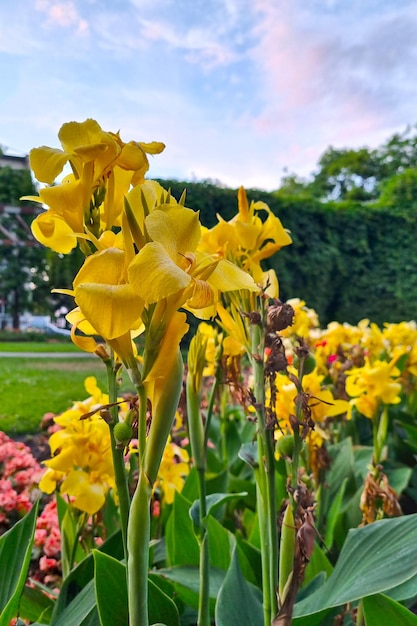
(35, 0, 88, 34)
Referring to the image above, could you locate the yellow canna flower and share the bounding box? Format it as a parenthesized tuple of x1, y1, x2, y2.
(127, 199, 259, 317)
(345, 357, 402, 419)
(273, 368, 349, 431)
(198, 186, 292, 293)
(23, 119, 165, 253)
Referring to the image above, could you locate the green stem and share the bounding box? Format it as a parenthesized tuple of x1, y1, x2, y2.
(197, 468, 210, 626)
(137, 383, 148, 467)
(128, 470, 151, 626)
(250, 321, 278, 623)
(356, 599, 365, 626)
(255, 462, 272, 626)
(187, 370, 210, 626)
(374, 405, 388, 465)
(105, 359, 130, 564)
(204, 370, 220, 449)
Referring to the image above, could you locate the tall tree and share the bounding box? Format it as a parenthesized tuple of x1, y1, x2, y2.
(0, 163, 50, 329)
(310, 146, 380, 201)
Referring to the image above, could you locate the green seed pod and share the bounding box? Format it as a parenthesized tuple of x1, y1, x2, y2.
(276, 434, 295, 458)
(113, 421, 133, 446)
(293, 353, 316, 375)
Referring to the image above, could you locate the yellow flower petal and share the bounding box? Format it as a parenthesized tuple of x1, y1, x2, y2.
(139, 141, 166, 154)
(128, 242, 191, 305)
(206, 259, 259, 292)
(76, 282, 143, 340)
(31, 212, 77, 254)
(145, 206, 201, 258)
(29, 146, 69, 184)
(61, 470, 106, 515)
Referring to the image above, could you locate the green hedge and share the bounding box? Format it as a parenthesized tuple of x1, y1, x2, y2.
(158, 179, 417, 326)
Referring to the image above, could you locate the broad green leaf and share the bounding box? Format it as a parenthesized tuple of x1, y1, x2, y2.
(94, 551, 180, 626)
(362, 593, 417, 625)
(386, 466, 412, 494)
(395, 421, 417, 454)
(93, 552, 128, 626)
(155, 566, 225, 613)
(352, 446, 374, 481)
(324, 478, 348, 549)
(235, 535, 262, 587)
(325, 439, 355, 500)
(238, 442, 259, 469)
(293, 513, 417, 617)
(50, 579, 98, 626)
(19, 585, 55, 624)
(189, 492, 247, 530)
(388, 570, 417, 602)
(51, 530, 123, 622)
(165, 492, 199, 567)
(0, 501, 38, 626)
(215, 546, 263, 626)
(148, 579, 180, 626)
(207, 515, 232, 571)
(227, 476, 257, 510)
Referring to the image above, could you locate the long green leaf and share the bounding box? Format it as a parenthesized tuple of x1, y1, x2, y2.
(93, 552, 128, 626)
(165, 492, 199, 567)
(19, 585, 55, 624)
(324, 478, 347, 549)
(155, 565, 225, 612)
(294, 513, 417, 617)
(215, 545, 263, 626)
(0, 501, 38, 626)
(148, 579, 180, 626)
(51, 579, 98, 626)
(50, 530, 123, 622)
(362, 593, 417, 625)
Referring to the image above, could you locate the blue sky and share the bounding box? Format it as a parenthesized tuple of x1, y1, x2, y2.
(1, 0, 416, 190)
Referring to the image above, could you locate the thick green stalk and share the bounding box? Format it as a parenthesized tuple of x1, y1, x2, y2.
(127, 470, 151, 626)
(250, 321, 279, 623)
(255, 463, 272, 626)
(187, 369, 210, 626)
(197, 468, 210, 626)
(105, 359, 130, 563)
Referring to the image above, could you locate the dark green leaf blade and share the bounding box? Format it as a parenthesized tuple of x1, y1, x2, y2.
(215, 546, 263, 626)
(93, 552, 128, 626)
(0, 501, 38, 626)
(362, 593, 417, 626)
(294, 513, 417, 617)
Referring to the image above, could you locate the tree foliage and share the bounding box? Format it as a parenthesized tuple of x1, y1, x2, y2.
(0, 167, 49, 328)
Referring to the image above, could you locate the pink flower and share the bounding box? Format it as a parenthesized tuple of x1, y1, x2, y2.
(39, 556, 58, 572)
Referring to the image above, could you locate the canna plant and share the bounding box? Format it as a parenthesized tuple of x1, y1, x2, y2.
(21, 118, 258, 626)
(1, 118, 415, 626)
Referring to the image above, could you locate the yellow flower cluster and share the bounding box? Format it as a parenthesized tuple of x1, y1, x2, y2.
(282, 307, 417, 421)
(40, 378, 190, 514)
(24, 119, 165, 254)
(39, 377, 124, 515)
(24, 120, 261, 377)
(199, 186, 292, 297)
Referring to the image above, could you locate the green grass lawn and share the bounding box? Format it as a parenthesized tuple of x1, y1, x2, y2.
(0, 356, 136, 434)
(0, 341, 81, 353)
